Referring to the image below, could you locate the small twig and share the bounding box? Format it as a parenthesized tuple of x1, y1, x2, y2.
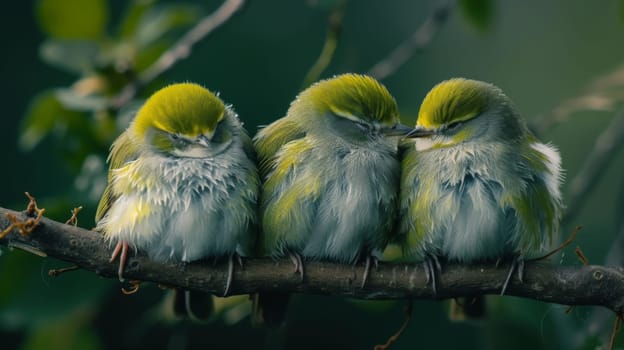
(301, 0, 348, 88)
(0, 213, 24, 239)
(530, 226, 582, 262)
(563, 108, 624, 227)
(374, 300, 413, 350)
(531, 64, 624, 135)
(112, 0, 246, 108)
(8, 242, 47, 257)
(0, 192, 45, 239)
(367, 0, 453, 80)
(49, 265, 80, 277)
(139, 0, 244, 84)
(575, 246, 589, 266)
(25, 192, 42, 216)
(65, 206, 83, 226)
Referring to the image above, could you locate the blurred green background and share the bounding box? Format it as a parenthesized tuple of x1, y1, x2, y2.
(2, 0, 624, 349)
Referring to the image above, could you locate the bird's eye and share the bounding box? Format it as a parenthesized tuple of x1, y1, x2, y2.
(447, 121, 463, 131)
(168, 133, 188, 146)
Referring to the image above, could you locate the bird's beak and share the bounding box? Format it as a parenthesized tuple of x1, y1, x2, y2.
(196, 134, 212, 147)
(382, 123, 417, 136)
(405, 125, 434, 138)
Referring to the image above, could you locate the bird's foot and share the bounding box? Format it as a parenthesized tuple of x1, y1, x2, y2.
(423, 254, 442, 295)
(501, 254, 524, 296)
(109, 240, 129, 282)
(361, 255, 379, 288)
(223, 253, 242, 297)
(288, 251, 304, 282)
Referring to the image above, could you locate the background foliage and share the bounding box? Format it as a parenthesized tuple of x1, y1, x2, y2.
(2, 0, 624, 349)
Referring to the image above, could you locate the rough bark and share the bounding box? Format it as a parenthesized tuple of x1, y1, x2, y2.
(1, 207, 623, 313)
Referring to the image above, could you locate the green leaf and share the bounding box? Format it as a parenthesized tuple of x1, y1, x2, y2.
(134, 42, 168, 72)
(134, 5, 202, 47)
(39, 40, 100, 75)
(212, 295, 250, 325)
(19, 91, 86, 151)
(458, 0, 494, 32)
(36, 0, 109, 39)
(20, 308, 103, 350)
(117, 0, 157, 39)
(54, 88, 109, 112)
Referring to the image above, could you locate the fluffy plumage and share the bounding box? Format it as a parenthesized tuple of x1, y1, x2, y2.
(255, 74, 406, 262)
(95, 83, 258, 289)
(400, 78, 563, 262)
(252, 74, 410, 326)
(400, 78, 564, 320)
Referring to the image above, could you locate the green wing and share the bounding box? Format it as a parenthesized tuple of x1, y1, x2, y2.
(95, 131, 141, 223)
(252, 118, 313, 254)
(397, 140, 428, 253)
(253, 118, 306, 178)
(506, 179, 561, 253)
(504, 144, 563, 254)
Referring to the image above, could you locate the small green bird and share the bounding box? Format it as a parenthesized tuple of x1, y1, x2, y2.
(95, 83, 259, 303)
(253, 73, 413, 325)
(399, 78, 563, 300)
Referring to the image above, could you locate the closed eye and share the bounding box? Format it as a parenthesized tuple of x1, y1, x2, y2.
(446, 121, 463, 131)
(168, 133, 189, 147)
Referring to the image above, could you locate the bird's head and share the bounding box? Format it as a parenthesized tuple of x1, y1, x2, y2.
(291, 74, 413, 144)
(131, 83, 239, 158)
(406, 78, 527, 148)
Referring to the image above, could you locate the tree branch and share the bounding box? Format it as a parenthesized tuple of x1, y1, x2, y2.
(563, 107, 624, 227)
(112, 0, 246, 108)
(301, 0, 348, 89)
(367, 0, 453, 80)
(530, 64, 624, 135)
(138, 0, 245, 84)
(1, 207, 623, 313)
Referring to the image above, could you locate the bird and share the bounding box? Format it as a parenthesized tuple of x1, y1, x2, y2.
(399, 78, 563, 316)
(252, 73, 414, 326)
(95, 83, 259, 314)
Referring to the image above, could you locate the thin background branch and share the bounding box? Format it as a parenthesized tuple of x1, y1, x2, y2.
(367, 0, 453, 80)
(527, 64, 624, 349)
(301, 0, 348, 88)
(531, 64, 624, 135)
(112, 0, 246, 108)
(562, 107, 624, 227)
(571, 173, 624, 348)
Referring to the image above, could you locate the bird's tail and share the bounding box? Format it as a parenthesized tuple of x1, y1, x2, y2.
(172, 289, 215, 322)
(251, 293, 290, 328)
(449, 296, 487, 321)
